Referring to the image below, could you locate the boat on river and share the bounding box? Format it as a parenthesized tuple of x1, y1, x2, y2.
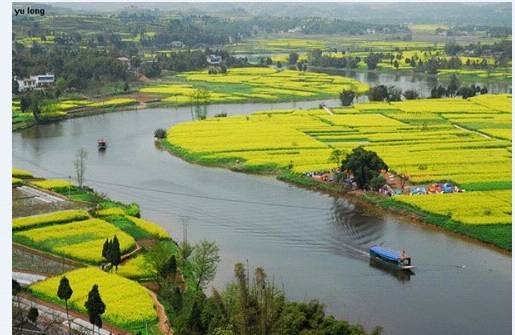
(97, 138, 107, 151)
(369, 245, 415, 271)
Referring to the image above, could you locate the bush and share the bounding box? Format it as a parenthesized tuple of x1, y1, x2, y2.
(403, 90, 419, 100)
(340, 89, 356, 106)
(369, 175, 386, 191)
(154, 128, 167, 139)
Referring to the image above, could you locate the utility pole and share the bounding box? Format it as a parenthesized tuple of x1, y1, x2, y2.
(68, 176, 71, 198)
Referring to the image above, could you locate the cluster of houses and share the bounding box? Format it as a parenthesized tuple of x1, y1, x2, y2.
(15, 74, 55, 92)
(306, 169, 463, 197)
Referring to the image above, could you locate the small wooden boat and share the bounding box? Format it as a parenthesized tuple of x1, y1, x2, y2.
(369, 245, 415, 271)
(97, 138, 107, 151)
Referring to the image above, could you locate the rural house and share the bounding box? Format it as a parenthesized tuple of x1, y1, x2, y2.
(16, 74, 55, 92)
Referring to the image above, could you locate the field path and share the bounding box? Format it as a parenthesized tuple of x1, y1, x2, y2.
(147, 290, 174, 335)
(19, 293, 129, 334)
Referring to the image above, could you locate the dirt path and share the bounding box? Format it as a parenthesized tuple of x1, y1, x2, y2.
(20, 293, 129, 335)
(147, 290, 173, 335)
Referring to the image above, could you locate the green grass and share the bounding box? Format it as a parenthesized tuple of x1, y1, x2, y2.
(104, 215, 154, 240)
(460, 181, 512, 191)
(53, 186, 141, 217)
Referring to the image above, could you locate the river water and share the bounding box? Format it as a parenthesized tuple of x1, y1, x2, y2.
(13, 95, 511, 334)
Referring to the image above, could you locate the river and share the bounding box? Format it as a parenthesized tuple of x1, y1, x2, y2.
(13, 96, 511, 334)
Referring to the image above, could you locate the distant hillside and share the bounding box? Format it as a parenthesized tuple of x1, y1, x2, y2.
(39, 2, 512, 27)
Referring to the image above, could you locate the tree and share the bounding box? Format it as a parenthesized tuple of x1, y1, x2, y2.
(144, 241, 178, 289)
(13, 279, 22, 319)
(368, 85, 389, 101)
(327, 149, 345, 168)
(154, 128, 167, 139)
(20, 94, 31, 113)
(74, 148, 88, 188)
(387, 86, 402, 102)
(276, 61, 282, 69)
(56, 78, 66, 93)
(191, 88, 210, 120)
(13, 279, 22, 296)
(339, 89, 356, 106)
(456, 86, 476, 99)
(187, 296, 204, 334)
(288, 52, 299, 65)
(158, 255, 178, 284)
(102, 238, 110, 261)
(27, 307, 39, 324)
(123, 81, 130, 92)
(13, 78, 19, 95)
(192, 240, 221, 290)
(341, 147, 388, 190)
(447, 74, 460, 97)
(430, 85, 448, 98)
(369, 175, 386, 191)
(57, 276, 73, 335)
(403, 89, 419, 100)
(110, 235, 121, 271)
(84, 284, 106, 335)
(365, 53, 382, 70)
(393, 59, 399, 70)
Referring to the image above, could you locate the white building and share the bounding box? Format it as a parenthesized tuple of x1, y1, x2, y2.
(207, 54, 222, 66)
(16, 73, 55, 92)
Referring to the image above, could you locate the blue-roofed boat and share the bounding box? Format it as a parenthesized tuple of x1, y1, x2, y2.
(369, 245, 415, 270)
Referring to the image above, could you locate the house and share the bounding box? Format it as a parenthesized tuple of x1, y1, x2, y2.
(287, 26, 303, 33)
(171, 40, 184, 48)
(207, 54, 222, 66)
(16, 77, 37, 92)
(117, 56, 131, 70)
(34, 74, 55, 87)
(16, 73, 55, 92)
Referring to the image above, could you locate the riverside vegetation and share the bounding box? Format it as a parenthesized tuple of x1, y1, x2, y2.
(13, 169, 379, 334)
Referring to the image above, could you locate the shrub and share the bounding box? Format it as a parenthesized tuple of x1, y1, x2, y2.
(154, 128, 167, 139)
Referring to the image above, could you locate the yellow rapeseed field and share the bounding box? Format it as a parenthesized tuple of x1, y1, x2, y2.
(168, 95, 511, 226)
(12, 209, 90, 231)
(14, 219, 136, 263)
(30, 267, 157, 329)
(140, 67, 368, 106)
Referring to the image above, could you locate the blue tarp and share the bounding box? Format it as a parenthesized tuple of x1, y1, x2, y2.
(370, 245, 400, 261)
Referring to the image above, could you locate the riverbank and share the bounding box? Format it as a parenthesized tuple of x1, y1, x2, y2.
(160, 138, 511, 252)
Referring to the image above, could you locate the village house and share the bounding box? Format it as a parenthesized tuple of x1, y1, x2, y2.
(117, 56, 131, 70)
(206, 54, 222, 66)
(16, 74, 55, 92)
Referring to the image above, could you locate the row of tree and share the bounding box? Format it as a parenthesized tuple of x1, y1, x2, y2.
(339, 74, 489, 106)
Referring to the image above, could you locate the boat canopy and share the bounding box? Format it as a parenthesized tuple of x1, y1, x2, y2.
(370, 245, 400, 261)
